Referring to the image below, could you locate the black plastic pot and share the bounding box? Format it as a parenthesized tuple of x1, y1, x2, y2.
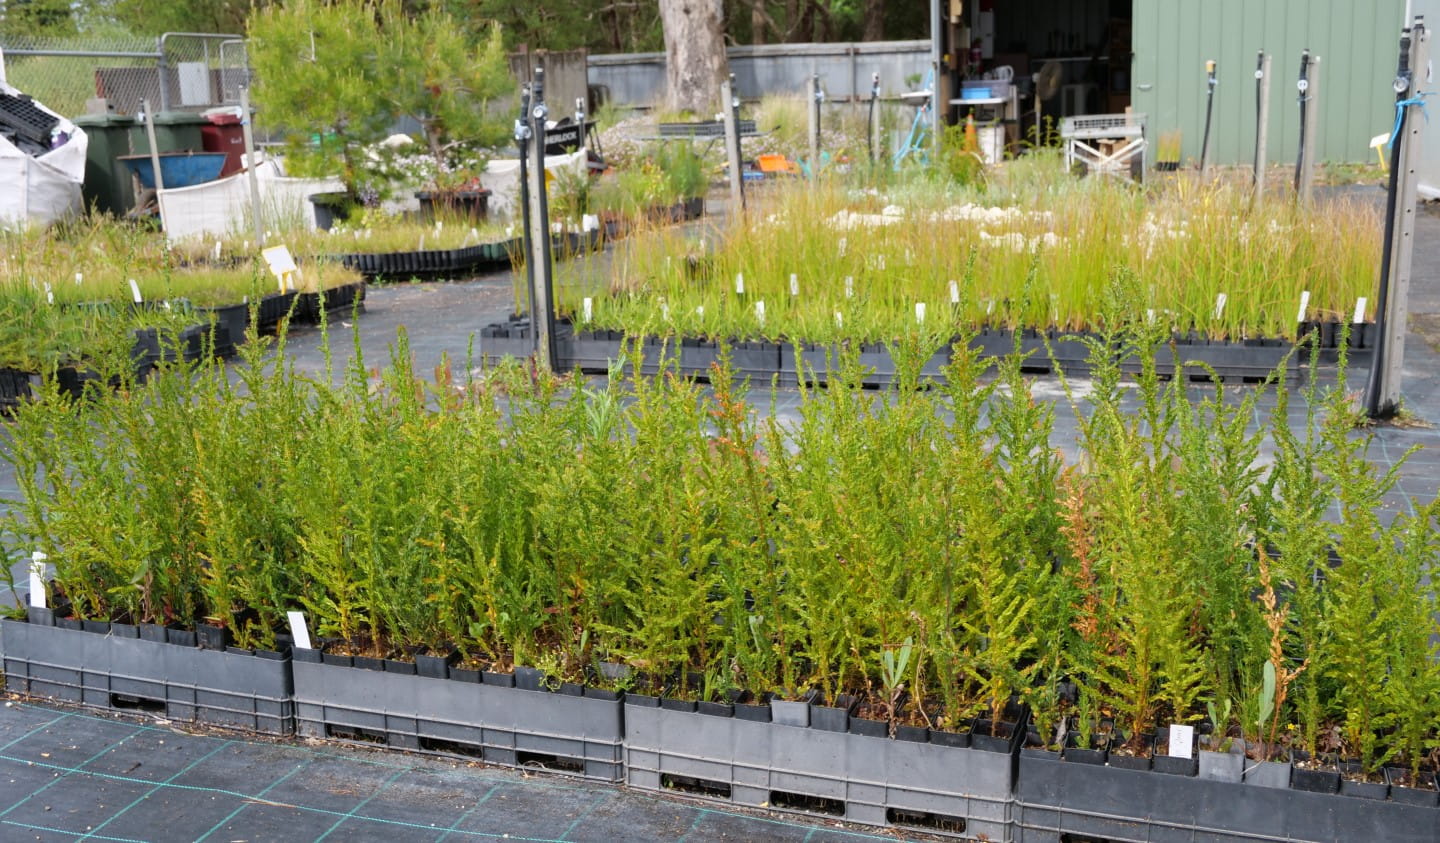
(1385, 767, 1440, 807)
(196, 302, 250, 357)
(1063, 732, 1108, 765)
(0, 367, 36, 412)
(309, 192, 354, 231)
(257, 291, 299, 331)
(295, 281, 367, 323)
(1291, 755, 1341, 794)
(415, 188, 490, 222)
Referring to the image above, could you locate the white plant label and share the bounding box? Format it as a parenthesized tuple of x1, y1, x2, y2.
(789, 274, 799, 296)
(43, 283, 53, 305)
(1147, 308, 1156, 325)
(986, 299, 995, 316)
(1296, 291, 1311, 325)
(28, 551, 47, 609)
(1354, 297, 1368, 324)
(949, 281, 960, 305)
(838, 237, 847, 257)
(287, 611, 313, 651)
(469, 227, 479, 243)
(835, 311, 843, 328)
(876, 254, 886, 271)
(435, 220, 444, 235)
(1051, 293, 1060, 323)
(755, 300, 765, 326)
(129, 279, 144, 303)
(262, 245, 298, 295)
(695, 306, 704, 317)
(735, 273, 745, 295)
(213, 241, 222, 261)
(1167, 724, 1195, 758)
(582, 297, 593, 323)
(844, 276, 854, 298)
(915, 302, 926, 324)
(74, 272, 83, 286)
(1215, 293, 1227, 320)
(660, 302, 669, 321)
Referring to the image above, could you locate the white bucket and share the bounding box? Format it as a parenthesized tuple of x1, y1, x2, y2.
(977, 126, 1004, 164)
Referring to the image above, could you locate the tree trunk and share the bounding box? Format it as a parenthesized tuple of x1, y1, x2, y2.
(862, 0, 885, 41)
(660, 0, 728, 113)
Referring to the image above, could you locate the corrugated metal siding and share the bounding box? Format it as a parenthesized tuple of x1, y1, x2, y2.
(1132, 0, 1406, 165)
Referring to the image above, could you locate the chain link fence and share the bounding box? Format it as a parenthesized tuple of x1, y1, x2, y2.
(0, 33, 249, 117)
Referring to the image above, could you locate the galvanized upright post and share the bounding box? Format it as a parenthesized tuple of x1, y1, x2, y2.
(1295, 53, 1321, 205)
(1367, 20, 1429, 418)
(155, 36, 171, 112)
(808, 74, 822, 175)
(525, 68, 557, 372)
(1199, 60, 1218, 176)
(1253, 52, 1272, 205)
(140, 98, 165, 228)
(721, 75, 745, 214)
(239, 87, 264, 249)
(870, 72, 883, 167)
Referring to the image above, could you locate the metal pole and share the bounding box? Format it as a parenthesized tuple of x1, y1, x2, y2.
(1294, 52, 1321, 204)
(514, 84, 537, 339)
(1199, 60, 1218, 175)
(1253, 52, 1272, 205)
(929, 0, 942, 158)
(140, 98, 165, 228)
(808, 73, 822, 175)
(1367, 20, 1429, 418)
(721, 75, 745, 214)
(156, 37, 171, 112)
(239, 87, 264, 249)
(526, 67, 557, 372)
(869, 72, 882, 167)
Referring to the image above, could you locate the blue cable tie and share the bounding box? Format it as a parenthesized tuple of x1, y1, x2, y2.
(1388, 90, 1432, 150)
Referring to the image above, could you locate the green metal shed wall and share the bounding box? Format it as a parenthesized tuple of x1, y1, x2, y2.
(1131, 0, 1405, 165)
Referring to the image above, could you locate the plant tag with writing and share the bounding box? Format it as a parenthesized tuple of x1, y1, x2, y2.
(755, 300, 765, 326)
(789, 274, 799, 296)
(287, 611, 313, 651)
(43, 283, 53, 305)
(835, 311, 843, 328)
(949, 281, 960, 304)
(28, 552, 48, 609)
(1167, 724, 1195, 758)
(844, 276, 854, 298)
(735, 272, 745, 295)
(1296, 290, 1310, 324)
(262, 246, 298, 294)
(582, 297, 593, 323)
(1354, 297, 1368, 324)
(1215, 293, 1227, 320)
(915, 302, 926, 323)
(129, 279, 144, 303)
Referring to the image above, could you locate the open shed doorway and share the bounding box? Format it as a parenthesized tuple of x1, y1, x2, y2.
(941, 0, 1131, 150)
